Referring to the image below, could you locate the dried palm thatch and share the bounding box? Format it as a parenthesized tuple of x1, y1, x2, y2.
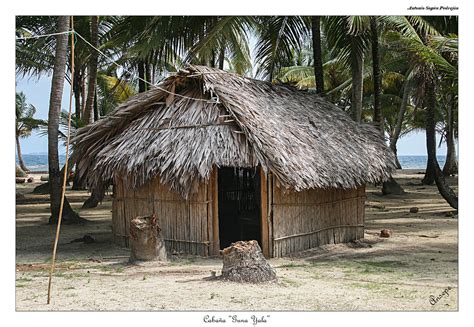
(72, 65, 395, 197)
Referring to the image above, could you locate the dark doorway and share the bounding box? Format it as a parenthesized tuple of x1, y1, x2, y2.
(218, 167, 261, 249)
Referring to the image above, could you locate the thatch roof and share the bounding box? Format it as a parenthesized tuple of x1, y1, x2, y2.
(72, 65, 395, 196)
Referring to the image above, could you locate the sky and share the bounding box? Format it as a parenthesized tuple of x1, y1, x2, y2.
(16, 75, 70, 155)
(15, 75, 451, 156)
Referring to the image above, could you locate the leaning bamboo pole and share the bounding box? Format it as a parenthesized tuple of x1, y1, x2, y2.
(47, 16, 75, 305)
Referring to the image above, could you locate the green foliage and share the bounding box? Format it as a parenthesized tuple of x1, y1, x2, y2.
(15, 92, 46, 138)
(253, 16, 310, 80)
(16, 15, 458, 150)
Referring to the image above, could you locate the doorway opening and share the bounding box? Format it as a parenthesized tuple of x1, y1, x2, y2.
(218, 167, 261, 249)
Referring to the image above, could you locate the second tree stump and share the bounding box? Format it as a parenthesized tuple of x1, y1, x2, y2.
(221, 240, 276, 283)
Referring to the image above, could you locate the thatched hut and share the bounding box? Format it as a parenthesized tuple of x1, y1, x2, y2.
(73, 65, 395, 257)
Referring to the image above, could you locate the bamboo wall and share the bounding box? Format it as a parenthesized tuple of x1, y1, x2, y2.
(270, 179, 365, 257)
(111, 171, 365, 258)
(112, 176, 212, 256)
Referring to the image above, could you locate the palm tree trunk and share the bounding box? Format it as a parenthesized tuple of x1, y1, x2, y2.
(422, 158, 436, 185)
(350, 51, 364, 123)
(138, 61, 147, 93)
(422, 92, 436, 185)
(370, 17, 383, 135)
(16, 135, 29, 172)
(210, 50, 216, 68)
(93, 89, 100, 121)
(48, 16, 81, 224)
(389, 77, 412, 169)
(16, 163, 27, 178)
(442, 94, 458, 175)
(83, 16, 99, 125)
(145, 60, 152, 87)
(71, 168, 86, 190)
(218, 47, 225, 70)
(371, 18, 405, 195)
(73, 69, 81, 121)
(311, 16, 325, 95)
(82, 182, 106, 209)
(81, 71, 87, 115)
(425, 80, 458, 209)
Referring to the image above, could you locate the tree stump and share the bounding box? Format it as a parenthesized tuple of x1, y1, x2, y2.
(221, 240, 276, 283)
(129, 214, 167, 262)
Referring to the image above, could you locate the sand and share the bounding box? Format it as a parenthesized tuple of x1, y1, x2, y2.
(15, 170, 458, 311)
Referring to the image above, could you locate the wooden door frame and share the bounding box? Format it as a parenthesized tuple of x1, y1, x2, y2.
(260, 167, 270, 257)
(210, 167, 220, 256)
(210, 166, 271, 258)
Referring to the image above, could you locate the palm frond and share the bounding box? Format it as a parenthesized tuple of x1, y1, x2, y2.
(254, 16, 310, 80)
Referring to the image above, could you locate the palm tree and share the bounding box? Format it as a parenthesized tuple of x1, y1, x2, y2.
(323, 16, 372, 122)
(441, 87, 458, 176)
(83, 16, 99, 124)
(47, 16, 81, 224)
(370, 17, 383, 134)
(365, 17, 405, 194)
(16, 92, 46, 172)
(311, 16, 324, 95)
(16, 16, 58, 76)
(425, 79, 457, 208)
(390, 17, 458, 207)
(387, 73, 414, 168)
(253, 16, 310, 81)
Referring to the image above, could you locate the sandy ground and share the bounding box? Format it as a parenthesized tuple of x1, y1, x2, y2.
(15, 170, 458, 311)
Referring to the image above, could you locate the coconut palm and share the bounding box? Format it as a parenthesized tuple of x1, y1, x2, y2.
(323, 16, 372, 122)
(311, 16, 325, 95)
(440, 81, 458, 176)
(47, 16, 82, 224)
(106, 16, 254, 86)
(16, 16, 58, 77)
(15, 92, 47, 172)
(388, 17, 458, 208)
(83, 16, 99, 124)
(253, 16, 311, 81)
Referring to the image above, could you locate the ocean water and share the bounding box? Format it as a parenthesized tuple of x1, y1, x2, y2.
(398, 155, 447, 169)
(16, 154, 450, 171)
(16, 154, 66, 172)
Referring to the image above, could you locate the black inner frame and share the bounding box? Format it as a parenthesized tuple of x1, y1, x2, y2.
(217, 167, 261, 249)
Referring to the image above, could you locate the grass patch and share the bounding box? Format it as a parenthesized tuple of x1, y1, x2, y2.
(97, 264, 115, 272)
(362, 260, 406, 268)
(32, 272, 47, 278)
(16, 277, 33, 283)
(54, 271, 89, 279)
(276, 263, 308, 269)
(310, 272, 323, 279)
(308, 260, 333, 268)
(168, 257, 197, 266)
(281, 277, 302, 287)
(339, 260, 405, 275)
(95, 263, 126, 274)
(351, 282, 383, 290)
